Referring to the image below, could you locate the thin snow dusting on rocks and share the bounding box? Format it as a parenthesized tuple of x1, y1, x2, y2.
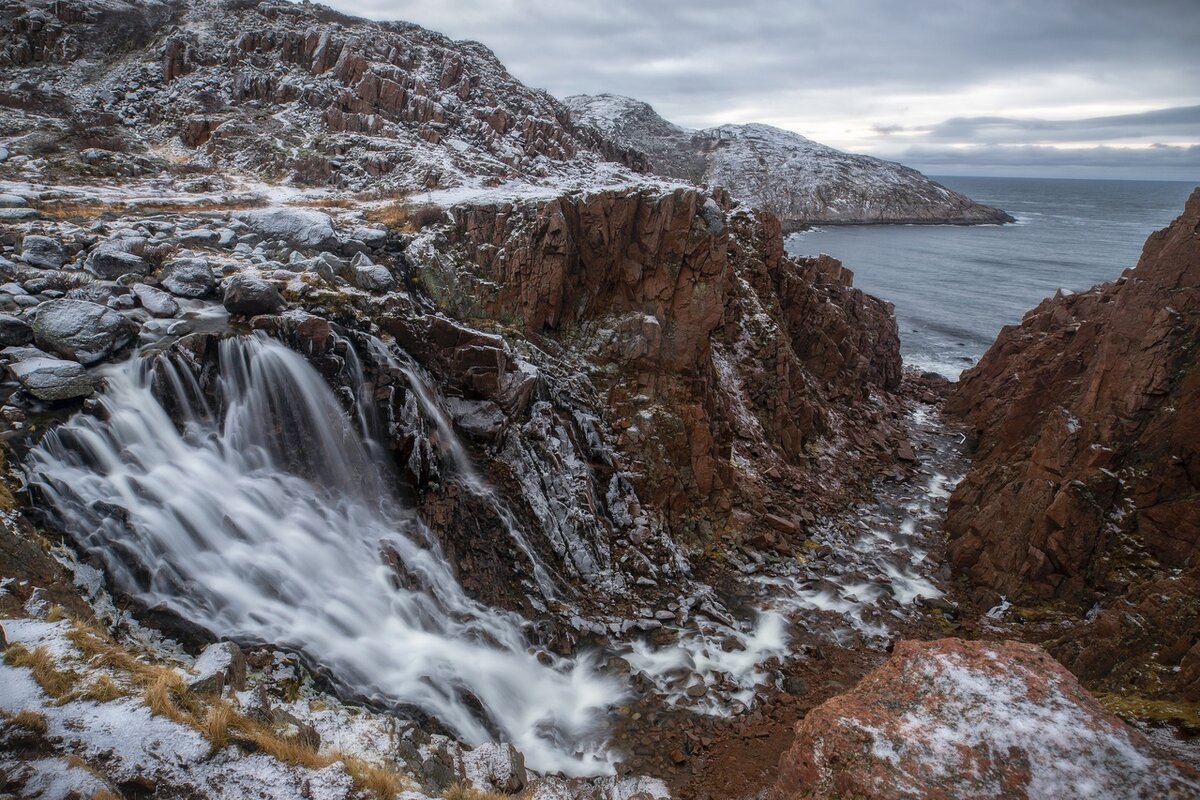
(770, 638, 1200, 800)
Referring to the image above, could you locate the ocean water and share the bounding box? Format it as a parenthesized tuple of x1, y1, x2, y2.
(786, 177, 1198, 379)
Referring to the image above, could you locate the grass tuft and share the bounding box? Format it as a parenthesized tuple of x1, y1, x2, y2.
(203, 700, 235, 752)
(5, 643, 80, 699)
(74, 674, 127, 703)
(442, 782, 528, 800)
(341, 754, 410, 800)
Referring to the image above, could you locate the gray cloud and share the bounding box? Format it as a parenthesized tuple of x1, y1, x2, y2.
(923, 106, 1200, 144)
(895, 143, 1200, 180)
(322, 0, 1200, 179)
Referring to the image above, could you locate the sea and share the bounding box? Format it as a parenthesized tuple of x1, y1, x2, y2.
(786, 177, 1198, 380)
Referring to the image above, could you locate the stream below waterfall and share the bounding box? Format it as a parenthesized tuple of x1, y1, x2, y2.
(23, 329, 967, 778)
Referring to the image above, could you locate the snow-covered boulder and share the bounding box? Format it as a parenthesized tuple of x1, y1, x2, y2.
(770, 638, 1200, 800)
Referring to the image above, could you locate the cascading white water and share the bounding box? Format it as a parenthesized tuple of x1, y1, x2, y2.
(27, 333, 621, 775)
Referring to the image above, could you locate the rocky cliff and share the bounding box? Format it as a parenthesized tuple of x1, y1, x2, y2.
(946, 188, 1200, 703)
(0, 0, 644, 193)
(565, 94, 1013, 230)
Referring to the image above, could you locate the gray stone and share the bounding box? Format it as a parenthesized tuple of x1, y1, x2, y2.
(352, 226, 388, 248)
(447, 397, 506, 440)
(87, 248, 149, 279)
(107, 293, 136, 310)
(0, 146, 8, 163)
(7, 352, 94, 401)
(461, 743, 527, 794)
(0, 314, 33, 346)
(160, 258, 216, 298)
(32, 299, 136, 364)
(20, 235, 65, 269)
(235, 208, 337, 250)
(185, 641, 247, 695)
(179, 228, 220, 246)
(0, 194, 26, 208)
(353, 263, 395, 292)
(0, 283, 27, 296)
(0, 208, 38, 221)
(217, 228, 237, 247)
(223, 274, 284, 316)
(131, 284, 180, 318)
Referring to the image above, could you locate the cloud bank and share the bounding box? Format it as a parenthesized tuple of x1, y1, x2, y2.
(323, 0, 1200, 179)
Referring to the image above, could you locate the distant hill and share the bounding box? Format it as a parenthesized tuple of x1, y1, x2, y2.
(565, 94, 1013, 229)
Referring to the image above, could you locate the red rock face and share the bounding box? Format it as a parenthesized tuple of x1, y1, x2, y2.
(769, 638, 1199, 800)
(425, 188, 906, 543)
(945, 188, 1200, 602)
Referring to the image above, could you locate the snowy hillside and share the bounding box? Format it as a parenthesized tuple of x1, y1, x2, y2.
(565, 94, 1012, 228)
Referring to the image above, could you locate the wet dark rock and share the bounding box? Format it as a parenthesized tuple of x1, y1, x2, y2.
(87, 247, 150, 279)
(31, 298, 136, 365)
(223, 274, 284, 316)
(4, 348, 94, 400)
(20, 235, 65, 269)
(0, 315, 32, 346)
(447, 397, 506, 441)
(354, 263, 395, 292)
(160, 258, 216, 298)
(131, 284, 179, 318)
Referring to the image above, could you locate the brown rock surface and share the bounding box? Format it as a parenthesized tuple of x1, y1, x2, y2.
(420, 188, 905, 543)
(770, 638, 1200, 800)
(946, 188, 1200, 601)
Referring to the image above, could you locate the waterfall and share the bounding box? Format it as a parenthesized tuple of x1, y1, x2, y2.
(26, 333, 620, 775)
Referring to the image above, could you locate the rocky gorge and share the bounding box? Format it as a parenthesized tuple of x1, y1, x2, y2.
(0, 0, 1197, 799)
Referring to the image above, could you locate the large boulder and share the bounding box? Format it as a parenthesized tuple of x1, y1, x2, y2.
(31, 299, 137, 365)
(223, 274, 284, 316)
(131, 284, 180, 318)
(770, 639, 1200, 800)
(353, 263, 395, 292)
(160, 258, 216, 298)
(235, 208, 337, 250)
(4, 347, 94, 401)
(20, 235, 65, 269)
(87, 247, 150, 279)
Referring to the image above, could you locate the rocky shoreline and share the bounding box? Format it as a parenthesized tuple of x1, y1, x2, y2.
(0, 0, 1196, 798)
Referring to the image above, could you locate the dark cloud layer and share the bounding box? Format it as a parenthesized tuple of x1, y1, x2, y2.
(324, 0, 1200, 179)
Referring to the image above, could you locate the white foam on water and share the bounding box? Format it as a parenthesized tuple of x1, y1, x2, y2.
(27, 334, 620, 775)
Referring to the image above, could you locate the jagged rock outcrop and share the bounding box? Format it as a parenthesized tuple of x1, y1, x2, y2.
(945, 188, 1200, 701)
(565, 94, 1012, 230)
(769, 638, 1199, 800)
(946, 188, 1200, 600)
(411, 187, 905, 542)
(0, 0, 643, 191)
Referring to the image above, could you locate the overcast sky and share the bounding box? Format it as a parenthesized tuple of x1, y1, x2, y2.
(326, 0, 1199, 180)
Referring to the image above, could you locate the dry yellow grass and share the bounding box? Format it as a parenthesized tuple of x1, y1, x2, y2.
(341, 755, 409, 800)
(203, 700, 235, 752)
(34, 197, 266, 221)
(288, 197, 354, 209)
(5, 643, 80, 699)
(5, 708, 49, 735)
(72, 674, 127, 703)
(442, 782, 527, 800)
(58, 620, 412, 799)
(363, 201, 413, 229)
(90, 792, 122, 800)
